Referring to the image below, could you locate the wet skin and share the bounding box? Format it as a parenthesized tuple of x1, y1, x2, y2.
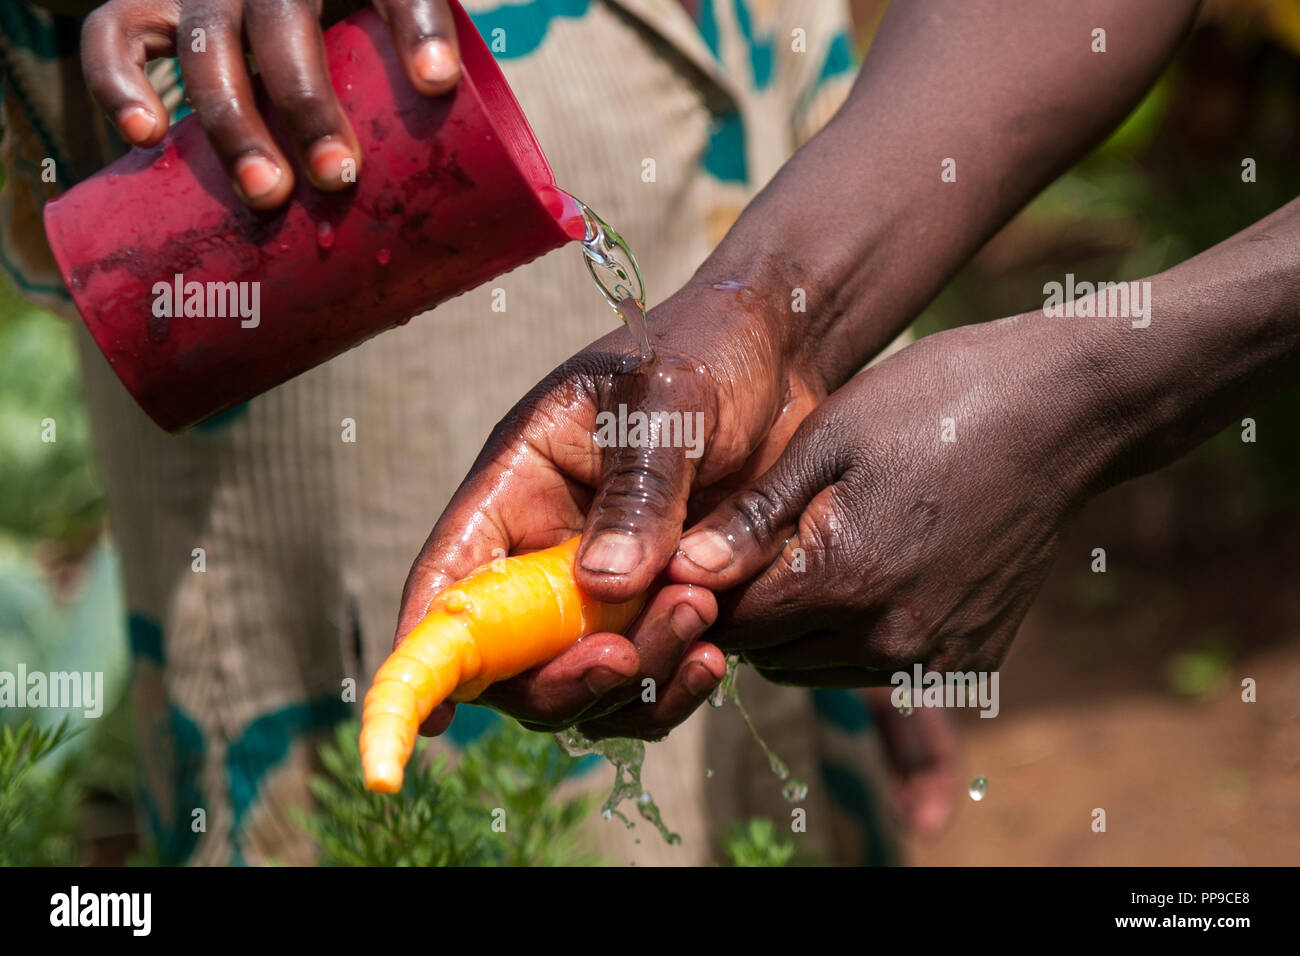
(400, 0, 1231, 738)
(393, 280, 825, 739)
(78, 0, 1300, 745)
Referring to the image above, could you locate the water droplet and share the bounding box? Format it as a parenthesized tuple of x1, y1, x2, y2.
(601, 808, 612, 821)
(376, 248, 391, 265)
(442, 590, 469, 613)
(708, 655, 740, 708)
(315, 220, 334, 249)
(969, 776, 988, 802)
(705, 768, 714, 779)
(782, 779, 808, 802)
(638, 791, 651, 805)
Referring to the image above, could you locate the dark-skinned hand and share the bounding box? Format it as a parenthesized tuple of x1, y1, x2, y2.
(394, 279, 827, 740)
(666, 315, 1102, 686)
(81, 0, 461, 208)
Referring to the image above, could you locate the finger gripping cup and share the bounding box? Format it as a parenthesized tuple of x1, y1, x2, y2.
(43, 2, 575, 432)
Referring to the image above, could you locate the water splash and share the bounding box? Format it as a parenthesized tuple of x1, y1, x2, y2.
(712, 655, 808, 803)
(614, 296, 654, 369)
(543, 187, 652, 365)
(557, 730, 679, 844)
(708, 655, 741, 708)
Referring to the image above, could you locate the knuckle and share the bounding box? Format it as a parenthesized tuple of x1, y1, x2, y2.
(726, 486, 783, 549)
(81, 61, 121, 101)
(81, 7, 113, 43)
(600, 458, 680, 517)
(249, 0, 315, 22)
(193, 96, 249, 142)
(179, 1, 237, 37)
(273, 85, 337, 134)
(797, 497, 852, 571)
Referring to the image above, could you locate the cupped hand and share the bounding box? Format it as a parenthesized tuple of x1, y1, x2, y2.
(81, 0, 461, 208)
(396, 279, 827, 739)
(668, 314, 1109, 685)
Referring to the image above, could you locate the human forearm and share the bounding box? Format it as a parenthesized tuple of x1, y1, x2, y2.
(691, 0, 1200, 391)
(658, 197, 1300, 691)
(1063, 197, 1300, 497)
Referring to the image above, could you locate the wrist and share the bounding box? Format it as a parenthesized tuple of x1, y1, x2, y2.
(683, 210, 895, 395)
(1022, 218, 1300, 500)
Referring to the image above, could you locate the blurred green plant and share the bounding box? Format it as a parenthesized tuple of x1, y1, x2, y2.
(297, 720, 604, 866)
(1165, 637, 1235, 698)
(0, 275, 104, 543)
(0, 718, 77, 865)
(0, 539, 133, 865)
(719, 818, 797, 867)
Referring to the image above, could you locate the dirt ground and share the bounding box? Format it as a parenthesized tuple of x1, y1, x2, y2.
(903, 455, 1300, 866)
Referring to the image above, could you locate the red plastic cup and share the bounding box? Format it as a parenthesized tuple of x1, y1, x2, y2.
(44, 2, 587, 433)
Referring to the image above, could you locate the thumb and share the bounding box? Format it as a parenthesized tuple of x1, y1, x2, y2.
(576, 398, 708, 603)
(667, 430, 833, 591)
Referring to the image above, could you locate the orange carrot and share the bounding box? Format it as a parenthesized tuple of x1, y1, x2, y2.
(360, 536, 644, 793)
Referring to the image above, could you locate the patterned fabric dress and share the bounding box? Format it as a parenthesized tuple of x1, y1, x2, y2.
(1, 0, 901, 865)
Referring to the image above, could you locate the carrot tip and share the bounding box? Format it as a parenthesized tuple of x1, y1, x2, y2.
(364, 759, 403, 794)
(359, 536, 646, 794)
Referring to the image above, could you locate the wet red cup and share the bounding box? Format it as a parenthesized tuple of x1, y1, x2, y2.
(44, 1, 586, 432)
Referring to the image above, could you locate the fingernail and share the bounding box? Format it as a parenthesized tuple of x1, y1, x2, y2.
(415, 38, 460, 87)
(307, 138, 354, 185)
(233, 154, 282, 200)
(683, 661, 719, 698)
(118, 106, 156, 143)
(581, 532, 643, 575)
(670, 603, 706, 642)
(583, 666, 628, 697)
(678, 530, 733, 572)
